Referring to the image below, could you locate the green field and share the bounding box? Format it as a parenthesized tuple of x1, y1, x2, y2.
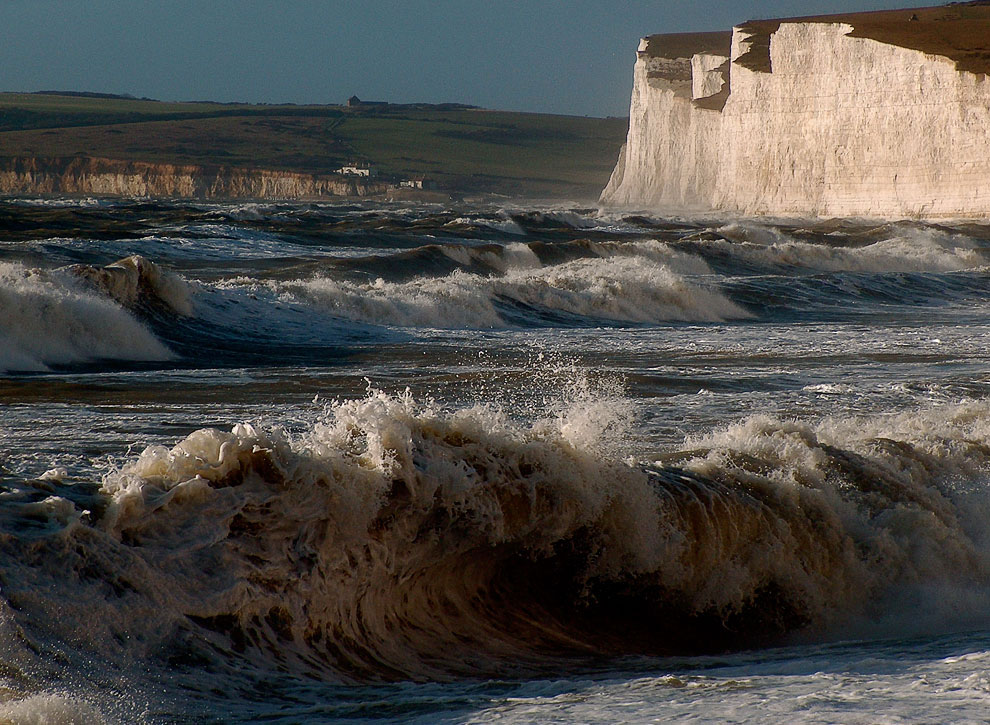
(0, 93, 628, 199)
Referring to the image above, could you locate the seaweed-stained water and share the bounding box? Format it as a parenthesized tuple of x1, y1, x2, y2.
(3, 198, 990, 722)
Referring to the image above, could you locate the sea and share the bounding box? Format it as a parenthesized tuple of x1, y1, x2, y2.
(2, 196, 990, 723)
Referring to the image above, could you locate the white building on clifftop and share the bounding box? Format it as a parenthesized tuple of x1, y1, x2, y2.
(338, 164, 378, 178)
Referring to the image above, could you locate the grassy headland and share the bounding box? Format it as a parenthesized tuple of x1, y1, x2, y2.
(0, 92, 628, 200)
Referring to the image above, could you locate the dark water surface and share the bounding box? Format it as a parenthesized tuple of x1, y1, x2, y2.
(3, 198, 990, 722)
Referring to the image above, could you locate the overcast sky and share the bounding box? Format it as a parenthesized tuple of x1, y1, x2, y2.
(1, 0, 934, 117)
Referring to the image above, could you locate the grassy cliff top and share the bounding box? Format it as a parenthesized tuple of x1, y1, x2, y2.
(642, 2, 990, 76)
(0, 93, 628, 200)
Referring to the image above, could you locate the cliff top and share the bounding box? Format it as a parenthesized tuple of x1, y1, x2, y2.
(640, 31, 732, 61)
(739, 1, 990, 74)
(644, 2, 990, 76)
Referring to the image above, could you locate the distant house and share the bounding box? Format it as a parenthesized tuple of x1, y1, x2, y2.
(398, 177, 436, 190)
(346, 95, 388, 108)
(338, 163, 379, 177)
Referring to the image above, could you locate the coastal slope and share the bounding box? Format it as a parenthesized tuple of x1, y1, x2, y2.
(0, 96, 627, 201)
(602, 3, 990, 218)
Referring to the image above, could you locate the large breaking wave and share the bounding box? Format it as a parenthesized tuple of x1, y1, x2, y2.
(4, 386, 990, 686)
(0, 259, 178, 372)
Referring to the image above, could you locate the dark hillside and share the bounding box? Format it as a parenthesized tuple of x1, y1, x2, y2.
(0, 94, 627, 199)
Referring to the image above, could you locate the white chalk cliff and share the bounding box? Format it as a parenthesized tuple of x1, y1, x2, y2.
(602, 12, 990, 219)
(0, 157, 387, 200)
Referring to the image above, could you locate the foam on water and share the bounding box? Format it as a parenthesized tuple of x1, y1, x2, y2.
(0, 695, 107, 725)
(711, 222, 990, 274)
(448, 214, 528, 236)
(286, 254, 745, 328)
(2, 380, 989, 700)
(0, 262, 174, 372)
(679, 403, 990, 633)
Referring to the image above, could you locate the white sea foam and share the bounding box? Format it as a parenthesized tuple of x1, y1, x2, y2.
(9, 197, 108, 209)
(680, 401, 990, 632)
(0, 263, 174, 372)
(713, 223, 988, 273)
(0, 695, 107, 725)
(58, 387, 988, 682)
(448, 214, 527, 235)
(594, 239, 713, 275)
(284, 254, 745, 328)
(529, 210, 600, 229)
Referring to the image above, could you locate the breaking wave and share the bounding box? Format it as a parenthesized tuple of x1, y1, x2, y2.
(0, 261, 175, 372)
(70, 254, 194, 316)
(695, 222, 990, 275)
(285, 251, 742, 328)
(6, 387, 990, 684)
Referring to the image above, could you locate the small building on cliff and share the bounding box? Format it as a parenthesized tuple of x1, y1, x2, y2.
(398, 177, 436, 190)
(601, 2, 990, 219)
(338, 163, 379, 178)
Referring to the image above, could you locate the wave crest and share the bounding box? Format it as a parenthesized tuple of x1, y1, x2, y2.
(71, 254, 194, 316)
(709, 222, 990, 274)
(0, 262, 173, 372)
(84, 394, 990, 679)
(289, 255, 746, 328)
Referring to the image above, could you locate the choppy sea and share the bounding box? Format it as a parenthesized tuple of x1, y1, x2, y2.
(3, 197, 990, 723)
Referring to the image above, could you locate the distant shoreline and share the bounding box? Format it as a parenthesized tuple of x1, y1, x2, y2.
(0, 93, 627, 201)
(0, 155, 417, 202)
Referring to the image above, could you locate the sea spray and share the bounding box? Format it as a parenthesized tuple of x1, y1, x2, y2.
(6, 200, 990, 721)
(0, 389, 979, 686)
(0, 262, 174, 372)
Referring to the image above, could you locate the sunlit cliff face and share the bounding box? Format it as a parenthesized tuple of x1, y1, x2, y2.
(0, 157, 383, 199)
(603, 21, 990, 219)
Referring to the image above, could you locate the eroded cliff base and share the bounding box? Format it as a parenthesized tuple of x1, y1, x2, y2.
(0, 156, 386, 201)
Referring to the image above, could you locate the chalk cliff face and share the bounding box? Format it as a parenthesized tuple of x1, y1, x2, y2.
(0, 157, 386, 200)
(603, 17, 990, 219)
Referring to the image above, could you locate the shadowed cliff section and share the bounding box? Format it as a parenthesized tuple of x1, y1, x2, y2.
(638, 32, 733, 111)
(640, 31, 733, 61)
(736, 1, 990, 74)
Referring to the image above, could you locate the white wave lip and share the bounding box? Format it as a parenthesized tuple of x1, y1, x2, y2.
(284, 250, 745, 328)
(713, 223, 990, 273)
(0, 262, 174, 373)
(70, 254, 194, 316)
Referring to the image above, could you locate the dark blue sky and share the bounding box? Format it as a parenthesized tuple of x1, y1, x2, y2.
(1, 0, 933, 116)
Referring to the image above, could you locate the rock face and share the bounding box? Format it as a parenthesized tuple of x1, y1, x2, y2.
(602, 7, 990, 219)
(0, 157, 387, 200)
